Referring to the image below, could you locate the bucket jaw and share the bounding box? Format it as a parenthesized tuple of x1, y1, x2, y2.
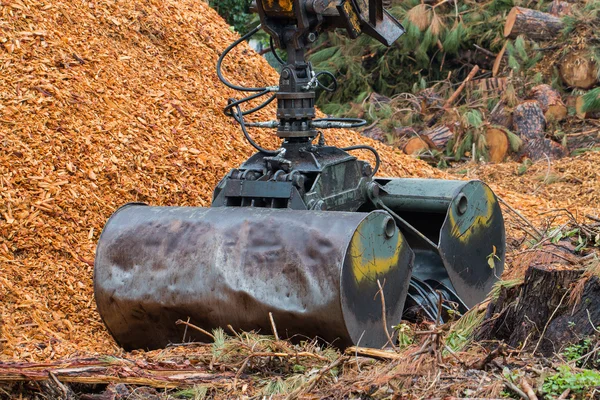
(94, 206, 413, 350)
(370, 178, 506, 321)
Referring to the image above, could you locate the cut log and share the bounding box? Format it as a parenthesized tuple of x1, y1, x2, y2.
(513, 100, 565, 160)
(361, 126, 386, 141)
(528, 84, 567, 122)
(576, 96, 600, 119)
(484, 127, 509, 163)
(559, 50, 599, 89)
(489, 101, 513, 129)
(477, 264, 600, 356)
(504, 7, 563, 40)
(492, 42, 507, 77)
(549, 0, 572, 16)
(513, 100, 546, 141)
(524, 137, 566, 160)
(403, 137, 431, 155)
(422, 125, 453, 148)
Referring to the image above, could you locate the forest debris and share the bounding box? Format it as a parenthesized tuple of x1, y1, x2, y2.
(519, 377, 538, 400)
(444, 65, 480, 109)
(467, 344, 506, 370)
(345, 346, 405, 361)
(504, 7, 563, 40)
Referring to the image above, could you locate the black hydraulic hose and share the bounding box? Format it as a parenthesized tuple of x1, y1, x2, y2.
(270, 36, 285, 65)
(231, 103, 280, 155)
(339, 144, 380, 177)
(217, 25, 268, 92)
(315, 71, 337, 92)
(241, 93, 277, 115)
(224, 90, 273, 117)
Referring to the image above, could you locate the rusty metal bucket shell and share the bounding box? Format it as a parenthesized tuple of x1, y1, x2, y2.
(94, 205, 414, 350)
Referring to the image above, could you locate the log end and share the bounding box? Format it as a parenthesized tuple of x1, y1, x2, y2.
(560, 52, 599, 90)
(485, 128, 509, 163)
(504, 7, 520, 38)
(403, 137, 431, 155)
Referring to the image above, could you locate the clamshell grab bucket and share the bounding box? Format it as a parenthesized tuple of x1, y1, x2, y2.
(374, 178, 506, 312)
(94, 206, 414, 350)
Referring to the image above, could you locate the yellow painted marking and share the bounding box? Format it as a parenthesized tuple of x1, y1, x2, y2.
(277, 0, 293, 12)
(344, 1, 361, 33)
(349, 224, 402, 283)
(446, 186, 496, 244)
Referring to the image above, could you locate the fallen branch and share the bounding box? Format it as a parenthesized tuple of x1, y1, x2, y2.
(176, 319, 215, 341)
(376, 279, 398, 351)
(345, 346, 405, 361)
(467, 344, 505, 370)
(519, 377, 538, 400)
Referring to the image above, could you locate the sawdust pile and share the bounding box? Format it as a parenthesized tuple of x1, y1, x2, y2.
(0, 0, 447, 361)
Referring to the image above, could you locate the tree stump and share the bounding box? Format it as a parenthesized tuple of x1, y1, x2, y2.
(504, 7, 564, 40)
(403, 137, 432, 155)
(484, 127, 509, 163)
(423, 125, 453, 149)
(559, 51, 599, 89)
(528, 84, 568, 122)
(477, 265, 600, 356)
(513, 100, 565, 160)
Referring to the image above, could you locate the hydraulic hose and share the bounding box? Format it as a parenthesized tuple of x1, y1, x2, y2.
(217, 25, 271, 92)
(339, 144, 380, 177)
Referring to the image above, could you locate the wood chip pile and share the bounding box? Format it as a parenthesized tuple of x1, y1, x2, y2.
(456, 151, 600, 222)
(0, 0, 449, 361)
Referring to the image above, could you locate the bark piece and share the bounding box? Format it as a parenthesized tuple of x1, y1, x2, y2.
(528, 84, 567, 121)
(403, 137, 431, 155)
(559, 50, 599, 89)
(504, 7, 563, 40)
(423, 125, 453, 148)
(485, 127, 509, 163)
